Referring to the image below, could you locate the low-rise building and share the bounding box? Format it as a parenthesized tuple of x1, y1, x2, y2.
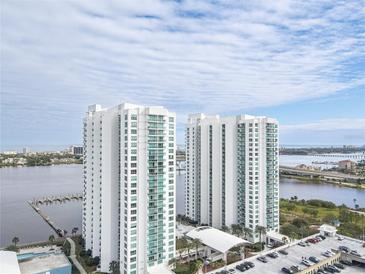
(0, 248, 72, 274)
(338, 160, 356, 171)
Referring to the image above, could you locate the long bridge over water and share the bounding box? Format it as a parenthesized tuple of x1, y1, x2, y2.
(280, 166, 365, 182)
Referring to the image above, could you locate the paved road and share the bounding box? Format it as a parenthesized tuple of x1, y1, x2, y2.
(280, 166, 365, 180)
(67, 238, 87, 274)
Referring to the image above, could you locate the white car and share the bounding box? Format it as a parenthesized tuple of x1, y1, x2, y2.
(321, 251, 332, 257)
(326, 250, 335, 255)
(337, 236, 344, 241)
(301, 260, 313, 267)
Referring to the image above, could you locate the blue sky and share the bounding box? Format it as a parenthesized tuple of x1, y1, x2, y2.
(1, 0, 365, 150)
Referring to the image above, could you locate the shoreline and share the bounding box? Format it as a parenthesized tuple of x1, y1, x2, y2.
(280, 174, 365, 190)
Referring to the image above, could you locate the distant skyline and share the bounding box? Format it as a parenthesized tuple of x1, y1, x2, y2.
(1, 0, 365, 148)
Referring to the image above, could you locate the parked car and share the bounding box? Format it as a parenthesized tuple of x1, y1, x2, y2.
(290, 265, 300, 272)
(281, 267, 294, 274)
(242, 261, 254, 269)
(228, 269, 235, 273)
(235, 264, 246, 272)
(338, 246, 350, 253)
(267, 252, 279, 258)
(301, 259, 313, 267)
(279, 249, 289, 255)
(315, 236, 323, 242)
(298, 242, 306, 247)
(257, 256, 268, 263)
(334, 262, 344, 269)
(328, 265, 340, 273)
(340, 260, 352, 266)
(326, 250, 335, 255)
(324, 266, 335, 273)
(337, 236, 344, 241)
(350, 250, 361, 257)
(321, 251, 332, 257)
(309, 256, 320, 263)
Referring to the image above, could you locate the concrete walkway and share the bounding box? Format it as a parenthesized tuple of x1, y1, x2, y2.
(67, 238, 87, 274)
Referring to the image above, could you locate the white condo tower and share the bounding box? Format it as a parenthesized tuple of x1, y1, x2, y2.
(82, 103, 176, 274)
(185, 114, 279, 242)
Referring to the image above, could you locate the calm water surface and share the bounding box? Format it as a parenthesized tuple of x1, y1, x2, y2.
(1, 165, 364, 247)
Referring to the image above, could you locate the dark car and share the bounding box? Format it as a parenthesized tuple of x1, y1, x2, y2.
(334, 263, 344, 269)
(281, 267, 294, 274)
(338, 246, 350, 253)
(257, 256, 268, 263)
(328, 265, 340, 273)
(267, 252, 279, 258)
(279, 249, 289, 255)
(245, 261, 254, 268)
(324, 266, 335, 273)
(318, 235, 326, 240)
(309, 256, 320, 263)
(235, 264, 246, 272)
(340, 260, 352, 266)
(220, 270, 230, 274)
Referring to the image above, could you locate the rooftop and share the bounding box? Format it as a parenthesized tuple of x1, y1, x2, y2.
(0, 251, 21, 274)
(19, 252, 71, 274)
(186, 226, 251, 254)
(208, 234, 365, 274)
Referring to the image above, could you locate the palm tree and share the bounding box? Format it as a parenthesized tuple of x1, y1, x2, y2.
(243, 227, 251, 240)
(192, 238, 203, 260)
(49, 235, 55, 243)
(255, 226, 266, 251)
(179, 246, 187, 260)
(186, 240, 193, 260)
(231, 224, 242, 237)
(12, 237, 19, 246)
(109, 260, 120, 274)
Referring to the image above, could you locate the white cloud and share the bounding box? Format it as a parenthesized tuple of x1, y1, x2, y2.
(1, 0, 365, 144)
(282, 119, 365, 131)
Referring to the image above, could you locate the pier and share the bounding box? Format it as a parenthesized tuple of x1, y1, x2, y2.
(31, 193, 83, 206)
(28, 193, 83, 237)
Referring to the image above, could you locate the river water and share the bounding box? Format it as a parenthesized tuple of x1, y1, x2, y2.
(1, 164, 364, 247)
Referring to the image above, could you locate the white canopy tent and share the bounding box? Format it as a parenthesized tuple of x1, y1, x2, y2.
(186, 226, 251, 261)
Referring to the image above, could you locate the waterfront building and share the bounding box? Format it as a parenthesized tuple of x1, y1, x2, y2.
(83, 103, 176, 274)
(185, 114, 279, 242)
(338, 159, 356, 171)
(69, 145, 83, 155)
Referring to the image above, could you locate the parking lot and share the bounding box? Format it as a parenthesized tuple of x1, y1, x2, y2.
(208, 234, 364, 274)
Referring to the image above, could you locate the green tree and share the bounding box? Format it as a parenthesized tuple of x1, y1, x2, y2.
(255, 226, 266, 250)
(48, 235, 55, 243)
(231, 224, 243, 237)
(12, 237, 19, 246)
(243, 227, 251, 239)
(192, 238, 203, 260)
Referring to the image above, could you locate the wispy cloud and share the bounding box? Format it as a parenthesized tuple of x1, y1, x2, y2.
(282, 118, 365, 131)
(1, 0, 365, 144)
